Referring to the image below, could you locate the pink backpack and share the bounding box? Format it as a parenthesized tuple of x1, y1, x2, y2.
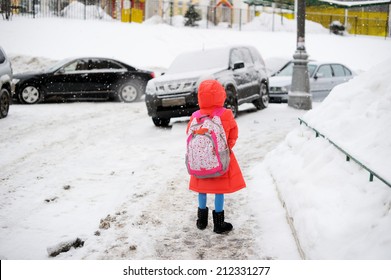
(186, 108, 230, 178)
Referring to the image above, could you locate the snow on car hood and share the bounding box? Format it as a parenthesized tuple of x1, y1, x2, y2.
(269, 76, 292, 87)
(146, 67, 227, 96)
(13, 71, 45, 78)
(0, 74, 12, 86)
(151, 67, 226, 83)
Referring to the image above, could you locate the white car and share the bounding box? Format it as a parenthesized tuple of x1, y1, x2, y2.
(145, 45, 269, 127)
(269, 60, 355, 102)
(0, 46, 13, 119)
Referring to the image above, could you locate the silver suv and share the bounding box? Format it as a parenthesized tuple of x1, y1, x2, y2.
(0, 46, 12, 119)
(145, 45, 269, 127)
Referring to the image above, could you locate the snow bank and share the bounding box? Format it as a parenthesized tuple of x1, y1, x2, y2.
(304, 58, 391, 182)
(243, 13, 329, 33)
(10, 55, 58, 74)
(61, 1, 112, 20)
(260, 58, 391, 259)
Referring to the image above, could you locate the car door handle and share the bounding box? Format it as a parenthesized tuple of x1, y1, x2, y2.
(81, 73, 88, 77)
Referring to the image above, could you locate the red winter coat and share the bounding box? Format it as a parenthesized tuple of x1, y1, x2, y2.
(186, 80, 246, 194)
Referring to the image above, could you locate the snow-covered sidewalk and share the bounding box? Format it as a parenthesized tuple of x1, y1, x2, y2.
(0, 102, 305, 259)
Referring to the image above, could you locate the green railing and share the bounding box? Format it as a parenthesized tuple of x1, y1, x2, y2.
(298, 118, 391, 188)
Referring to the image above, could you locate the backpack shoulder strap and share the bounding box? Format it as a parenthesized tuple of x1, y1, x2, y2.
(212, 107, 226, 117)
(192, 110, 202, 118)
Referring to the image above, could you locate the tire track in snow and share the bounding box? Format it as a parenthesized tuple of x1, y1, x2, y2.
(0, 103, 146, 173)
(0, 102, 149, 250)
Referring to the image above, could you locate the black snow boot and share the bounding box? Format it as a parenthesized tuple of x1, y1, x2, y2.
(213, 210, 233, 234)
(197, 207, 208, 230)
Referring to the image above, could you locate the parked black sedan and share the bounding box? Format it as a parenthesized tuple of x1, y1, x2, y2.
(13, 57, 154, 104)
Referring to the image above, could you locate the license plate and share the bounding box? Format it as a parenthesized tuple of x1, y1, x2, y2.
(162, 97, 186, 107)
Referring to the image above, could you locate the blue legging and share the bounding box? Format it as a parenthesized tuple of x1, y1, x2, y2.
(198, 193, 224, 213)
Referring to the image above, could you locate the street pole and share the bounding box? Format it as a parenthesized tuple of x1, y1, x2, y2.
(288, 0, 312, 110)
(170, 1, 173, 26)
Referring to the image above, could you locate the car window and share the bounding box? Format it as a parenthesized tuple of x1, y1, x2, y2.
(276, 62, 297, 76)
(316, 65, 333, 78)
(46, 58, 73, 72)
(249, 47, 265, 66)
(87, 59, 124, 70)
(331, 64, 345, 77)
(62, 59, 125, 72)
(230, 49, 243, 65)
(240, 48, 254, 65)
(275, 62, 317, 77)
(276, 62, 294, 76)
(87, 59, 102, 70)
(343, 66, 352, 76)
(60, 59, 88, 73)
(308, 65, 317, 77)
(105, 60, 124, 70)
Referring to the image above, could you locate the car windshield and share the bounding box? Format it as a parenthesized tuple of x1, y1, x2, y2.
(167, 48, 230, 74)
(275, 62, 317, 77)
(45, 58, 76, 72)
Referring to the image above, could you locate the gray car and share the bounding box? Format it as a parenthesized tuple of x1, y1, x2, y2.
(269, 60, 355, 102)
(145, 45, 269, 127)
(0, 46, 13, 119)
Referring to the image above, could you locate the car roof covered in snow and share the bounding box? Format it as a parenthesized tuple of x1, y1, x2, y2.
(166, 45, 258, 74)
(167, 47, 231, 74)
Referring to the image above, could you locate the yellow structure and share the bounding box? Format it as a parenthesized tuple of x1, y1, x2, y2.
(131, 8, 143, 23)
(121, 0, 131, 22)
(307, 6, 389, 37)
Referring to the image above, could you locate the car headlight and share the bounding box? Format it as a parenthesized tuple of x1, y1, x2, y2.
(270, 86, 288, 93)
(146, 81, 156, 95)
(12, 78, 20, 85)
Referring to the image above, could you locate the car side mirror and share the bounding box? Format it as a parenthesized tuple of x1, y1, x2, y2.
(233, 62, 245, 70)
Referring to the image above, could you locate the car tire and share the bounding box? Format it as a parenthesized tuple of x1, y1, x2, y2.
(117, 80, 143, 103)
(225, 88, 238, 118)
(0, 88, 11, 119)
(19, 85, 42, 104)
(152, 117, 170, 127)
(253, 82, 269, 110)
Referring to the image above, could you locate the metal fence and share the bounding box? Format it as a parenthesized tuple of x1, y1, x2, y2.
(299, 117, 391, 188)
(145, 0, 258, 30)
(0, 0, 114, 20)
(1, 0, 389, 37)
(1, 0, 259, 29)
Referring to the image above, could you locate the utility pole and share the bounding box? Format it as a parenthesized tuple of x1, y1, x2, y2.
(288, 0, 312, 110)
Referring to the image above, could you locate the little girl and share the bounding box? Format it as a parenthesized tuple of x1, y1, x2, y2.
(186, 80, 246, 234)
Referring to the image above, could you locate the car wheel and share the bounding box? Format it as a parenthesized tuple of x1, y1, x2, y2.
(253, 82, 269, 110)
(117, 80, 142, 103)
(0, 88, 11, 119)
(19, 85, 42, 104)
(152, 117, 170, 127)
(224, 88, 238, 118)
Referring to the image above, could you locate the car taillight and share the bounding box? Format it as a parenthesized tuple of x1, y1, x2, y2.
(150, 72, 155, 79)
